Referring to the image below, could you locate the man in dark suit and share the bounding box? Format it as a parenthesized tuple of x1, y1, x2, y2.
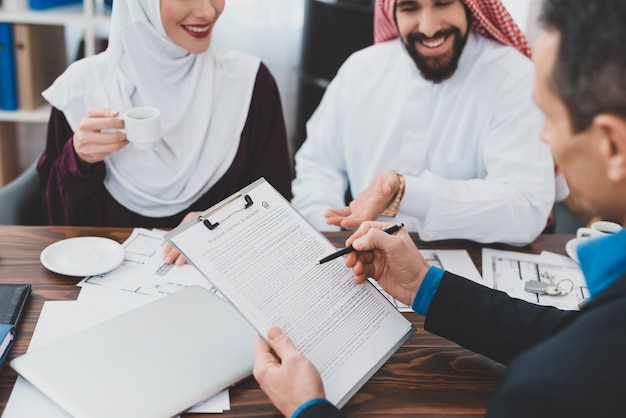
(252, 0, 626, 416)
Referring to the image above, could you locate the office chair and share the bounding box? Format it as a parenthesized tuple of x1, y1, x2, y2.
(0, 160, 46, 225)
(551, 200, 585, 234)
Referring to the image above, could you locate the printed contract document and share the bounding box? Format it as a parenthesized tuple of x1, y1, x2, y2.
(166, 178, 415, 408)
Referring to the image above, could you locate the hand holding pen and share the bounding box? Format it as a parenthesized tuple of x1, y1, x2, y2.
(318, 223, 404, 264)
(343, 221, 428, 308)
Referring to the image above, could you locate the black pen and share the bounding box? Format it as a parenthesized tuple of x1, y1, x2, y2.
(317, 223, 404, 265)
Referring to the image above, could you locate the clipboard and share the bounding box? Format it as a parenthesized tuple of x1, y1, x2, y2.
(165, 178, 415, 408)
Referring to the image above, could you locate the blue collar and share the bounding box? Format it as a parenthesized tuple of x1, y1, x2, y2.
(577, 229, 626, 298)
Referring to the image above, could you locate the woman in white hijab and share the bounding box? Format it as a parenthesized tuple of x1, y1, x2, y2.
(38, 0, 292, 231)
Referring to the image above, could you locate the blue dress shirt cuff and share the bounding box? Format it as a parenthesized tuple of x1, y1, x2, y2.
(292, 398, 334, 418)
(412, 266, 444, 316)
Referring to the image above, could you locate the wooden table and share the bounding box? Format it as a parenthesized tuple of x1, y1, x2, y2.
(0, 226, 573, 417)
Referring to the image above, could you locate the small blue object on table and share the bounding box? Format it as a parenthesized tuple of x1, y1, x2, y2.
(29, 0, 82, 10)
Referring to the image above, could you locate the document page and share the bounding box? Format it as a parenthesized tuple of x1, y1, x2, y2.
(482, 248, 588, 310)
(166, 179, 414, 407)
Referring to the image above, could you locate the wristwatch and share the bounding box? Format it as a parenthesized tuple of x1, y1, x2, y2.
(381, 174, 405, 217)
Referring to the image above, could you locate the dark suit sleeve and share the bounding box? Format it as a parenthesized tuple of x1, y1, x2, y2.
(295, 401, 345, 418)
(424, 272, 579, 365)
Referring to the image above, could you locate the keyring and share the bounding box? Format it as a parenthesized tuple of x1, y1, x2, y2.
(555, 279, 574, 296)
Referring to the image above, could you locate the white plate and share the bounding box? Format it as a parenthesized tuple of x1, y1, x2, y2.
(40, 237, 124, 277)
(565, 238, 580, 263)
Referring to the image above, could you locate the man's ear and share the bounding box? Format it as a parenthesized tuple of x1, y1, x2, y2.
(593, 114, 626, 183)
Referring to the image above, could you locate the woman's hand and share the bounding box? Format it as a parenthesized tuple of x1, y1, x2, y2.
(73, 108, 128, 164)
(162, 211, 201, 265)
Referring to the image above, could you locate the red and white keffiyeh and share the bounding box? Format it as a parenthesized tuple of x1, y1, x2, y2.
(374, 0, 532, 59)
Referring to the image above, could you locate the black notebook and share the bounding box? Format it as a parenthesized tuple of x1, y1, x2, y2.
(0, 283, 31, 371)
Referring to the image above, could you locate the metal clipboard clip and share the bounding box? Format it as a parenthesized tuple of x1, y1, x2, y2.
(198, 193, 254, 230)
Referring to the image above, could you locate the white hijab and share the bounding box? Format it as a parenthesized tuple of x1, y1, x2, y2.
(42, 0, 260, 217)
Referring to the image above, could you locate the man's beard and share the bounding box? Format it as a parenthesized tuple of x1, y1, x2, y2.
(403, 27, 468, 83)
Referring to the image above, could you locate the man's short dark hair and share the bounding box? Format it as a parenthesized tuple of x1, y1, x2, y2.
(540, 0, 626, 133)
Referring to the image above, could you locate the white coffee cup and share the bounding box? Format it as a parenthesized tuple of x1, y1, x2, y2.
(576, 220, 623, 241)
(120, 107, 161, 150)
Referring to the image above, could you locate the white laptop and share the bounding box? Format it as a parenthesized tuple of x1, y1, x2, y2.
(10, 285, 257, 418)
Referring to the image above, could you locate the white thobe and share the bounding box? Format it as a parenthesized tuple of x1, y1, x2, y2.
(292, 32, 555, 245)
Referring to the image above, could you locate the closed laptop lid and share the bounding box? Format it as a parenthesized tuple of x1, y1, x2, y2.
(11, 285, 256, 418)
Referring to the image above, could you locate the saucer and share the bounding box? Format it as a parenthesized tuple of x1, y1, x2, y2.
(40, 237, 124, 277)
(565, 238, 580, 263)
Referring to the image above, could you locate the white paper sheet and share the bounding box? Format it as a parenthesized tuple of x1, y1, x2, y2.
(482, 248, 588, 310)
(5, 263, 230, 417)
(78, 228, 217, 296)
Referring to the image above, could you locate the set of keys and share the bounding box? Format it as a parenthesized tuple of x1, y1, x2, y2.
(524, 279, 574, 296)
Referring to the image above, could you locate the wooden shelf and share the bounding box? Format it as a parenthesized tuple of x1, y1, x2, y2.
(0, 106, 51, 123)
(0, 5, 86, 24)
(0, 1, 110, 185)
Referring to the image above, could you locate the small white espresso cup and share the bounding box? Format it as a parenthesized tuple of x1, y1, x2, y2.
(120, 107, 161, 150)
(576, 220, 623, 241)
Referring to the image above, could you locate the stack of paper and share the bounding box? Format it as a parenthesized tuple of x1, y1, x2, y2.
(4, 228, 232, 417)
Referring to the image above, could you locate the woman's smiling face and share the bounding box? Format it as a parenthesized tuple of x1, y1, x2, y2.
(160, 0, 225, 54)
